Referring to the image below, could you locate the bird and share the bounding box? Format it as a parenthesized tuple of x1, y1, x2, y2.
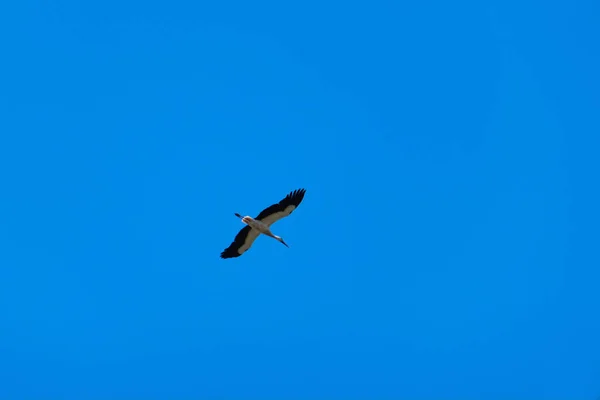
(220, 188, 306, 259)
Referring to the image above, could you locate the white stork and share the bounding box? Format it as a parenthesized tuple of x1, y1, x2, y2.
(220, 188, 306, 259)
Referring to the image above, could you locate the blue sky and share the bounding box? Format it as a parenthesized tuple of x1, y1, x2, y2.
(1, 0, 599, 398)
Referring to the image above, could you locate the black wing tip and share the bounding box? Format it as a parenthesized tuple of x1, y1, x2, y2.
(220, 225, 252, 259)
(220, 249, 241, 259)
(285, 188, 306, 206)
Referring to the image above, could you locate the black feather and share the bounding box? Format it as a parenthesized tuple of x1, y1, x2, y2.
(220, 225, 252, 259)
(255, 188, 306, 221)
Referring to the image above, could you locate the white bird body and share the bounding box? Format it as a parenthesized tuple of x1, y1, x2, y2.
(220, 189, 306, 259)
(241, 216, 270, 233)
(239, 216, 287, 245)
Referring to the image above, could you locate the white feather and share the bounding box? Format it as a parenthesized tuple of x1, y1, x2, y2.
(238, 228, 260, 255)
(260, 205, 298, 226)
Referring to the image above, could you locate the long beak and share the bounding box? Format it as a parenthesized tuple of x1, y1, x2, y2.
(234, 213, 242, 219)
(280, 239, 289, 248)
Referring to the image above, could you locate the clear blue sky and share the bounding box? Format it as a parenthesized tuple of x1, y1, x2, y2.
(1, 0, 598, 398)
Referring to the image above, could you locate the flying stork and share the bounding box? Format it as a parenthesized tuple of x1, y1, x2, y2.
(220, 188, 306, 259)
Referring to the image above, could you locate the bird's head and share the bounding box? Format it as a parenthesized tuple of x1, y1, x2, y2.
(275, 236, 289, 248)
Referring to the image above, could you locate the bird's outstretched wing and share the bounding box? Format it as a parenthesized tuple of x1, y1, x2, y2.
(220, 226, 260, 258)
(255, 188, 306, 226)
